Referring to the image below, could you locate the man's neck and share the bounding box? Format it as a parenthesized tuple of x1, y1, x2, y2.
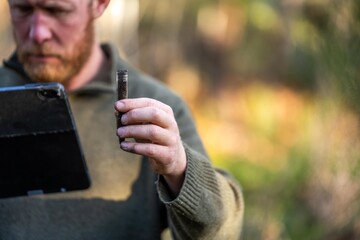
(65, 42, 104, 92)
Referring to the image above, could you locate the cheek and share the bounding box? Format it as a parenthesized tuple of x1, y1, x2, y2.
(12, 20, 29, 40)
(57, 22, 90, 49)
(55, 28, 82, 52)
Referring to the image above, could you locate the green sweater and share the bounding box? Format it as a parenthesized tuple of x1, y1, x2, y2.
(0, 44, 244, 240)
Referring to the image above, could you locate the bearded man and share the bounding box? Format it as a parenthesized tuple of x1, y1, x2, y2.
(0, 0, 244, 239)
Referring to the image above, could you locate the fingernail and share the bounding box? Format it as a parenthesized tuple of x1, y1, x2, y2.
(117, 128, 125, 137)
(121, 114, 128, 124)
(120, 141, 129, 150)
(116, 101, 124, 110)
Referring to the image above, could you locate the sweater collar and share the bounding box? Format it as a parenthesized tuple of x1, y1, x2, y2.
(3, 52, 31, 82)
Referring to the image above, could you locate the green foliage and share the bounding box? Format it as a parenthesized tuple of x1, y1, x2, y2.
(318, 34, 360, 113)
(214, 147, 320, 239)
(286, 46, 317, 91)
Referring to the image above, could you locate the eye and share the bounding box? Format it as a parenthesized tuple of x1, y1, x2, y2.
(12, 5, 34, 17)
(45, 6, 71, 16)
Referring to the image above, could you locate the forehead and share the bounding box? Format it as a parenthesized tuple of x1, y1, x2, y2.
(8, 0, 86, 6)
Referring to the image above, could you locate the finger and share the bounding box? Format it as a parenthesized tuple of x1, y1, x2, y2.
(121, 107, 175, 129)
(115, 98, 173, 115)
(120, 141, 176, 174)
(117, 125, 174, 146)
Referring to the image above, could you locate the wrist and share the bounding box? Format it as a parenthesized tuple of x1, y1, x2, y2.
(163, 145, 187, 196)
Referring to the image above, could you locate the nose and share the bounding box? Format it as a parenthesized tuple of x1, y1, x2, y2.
(29, 12, 52, 44)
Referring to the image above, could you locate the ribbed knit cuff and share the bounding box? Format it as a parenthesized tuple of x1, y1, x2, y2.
(156, 143, 219, 220)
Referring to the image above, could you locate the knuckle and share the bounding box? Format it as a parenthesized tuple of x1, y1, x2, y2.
(127, 109, 137, 121)
(165, 105, 173, 114)
(146, 145, 157, 157)
(168, 135, 178, 146)
(148, 126, 158, 140)
(168, 117, 178, 130)
(144, 98, 155, 107)
(126, 127, 134, 136)
(125, 142, 136, 153)
(120, 127, 128, 137)
(151, 108, 162, 121)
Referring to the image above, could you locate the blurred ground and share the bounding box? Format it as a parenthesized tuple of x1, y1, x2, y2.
(2, 0, 360, 239)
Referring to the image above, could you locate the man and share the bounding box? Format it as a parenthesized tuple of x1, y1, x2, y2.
(0, 0, 244, 239)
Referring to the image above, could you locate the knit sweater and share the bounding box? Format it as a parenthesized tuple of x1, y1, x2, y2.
(0, 44, 244, 240)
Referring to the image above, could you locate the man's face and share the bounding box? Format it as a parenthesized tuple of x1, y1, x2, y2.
(8, 0, 95, 85)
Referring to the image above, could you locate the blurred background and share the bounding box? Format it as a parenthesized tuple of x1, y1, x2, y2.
(1, 0, 360, 239)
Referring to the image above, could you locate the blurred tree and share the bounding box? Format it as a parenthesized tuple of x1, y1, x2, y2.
(0, 1, 15, 60)
(306, 0, 360, 113)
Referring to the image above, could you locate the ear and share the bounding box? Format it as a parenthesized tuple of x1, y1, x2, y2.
(91, 0, 111, 18)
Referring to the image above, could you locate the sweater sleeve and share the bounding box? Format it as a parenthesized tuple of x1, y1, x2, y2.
(156, 97, 244, 239)
(156, 145, 244, 240)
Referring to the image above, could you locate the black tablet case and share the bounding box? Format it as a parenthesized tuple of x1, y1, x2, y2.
(0, 83, 91, 198)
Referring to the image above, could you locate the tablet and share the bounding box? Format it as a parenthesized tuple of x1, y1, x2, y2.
(0, 83, 91, 198)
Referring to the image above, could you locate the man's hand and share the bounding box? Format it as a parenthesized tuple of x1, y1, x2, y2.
(115, 98, 187, 196)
